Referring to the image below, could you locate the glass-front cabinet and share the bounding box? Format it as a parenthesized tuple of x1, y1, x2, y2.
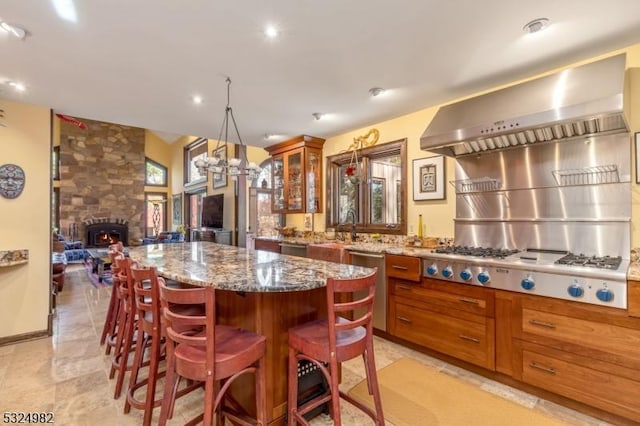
(265, 135, 325, 214)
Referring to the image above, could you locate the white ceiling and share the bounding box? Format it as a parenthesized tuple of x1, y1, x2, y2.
(2, 1, 640, 147)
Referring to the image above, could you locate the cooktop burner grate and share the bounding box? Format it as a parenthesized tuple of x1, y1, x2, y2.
(555, 253, 622, 270)
(434, 246, 520, 259)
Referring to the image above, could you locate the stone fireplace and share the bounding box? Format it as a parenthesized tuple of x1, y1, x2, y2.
(85, 219, 128, 247)
(58, 117, 145, 244)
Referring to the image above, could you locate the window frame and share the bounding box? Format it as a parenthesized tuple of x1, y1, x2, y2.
(145, 157, 168, 186)
(326, 139, 407, 235)
(184, 137, 208, 187)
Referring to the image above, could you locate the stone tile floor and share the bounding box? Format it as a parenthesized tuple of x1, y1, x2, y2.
(0, 266, 613, 425)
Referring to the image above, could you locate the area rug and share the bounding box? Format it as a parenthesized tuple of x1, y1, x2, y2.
(83, 261, 113, 287)
(347, 358, 566, 426)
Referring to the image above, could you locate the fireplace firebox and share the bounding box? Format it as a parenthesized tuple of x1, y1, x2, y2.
(86, 222, 128, 247)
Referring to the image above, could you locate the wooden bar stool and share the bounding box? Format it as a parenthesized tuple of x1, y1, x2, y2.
(101, 251, 125, 352)
(125, 267, 203, 425)
(109, 257, 139, 399)
(158, 283, 267, 426)
(287, 269, 384, 425)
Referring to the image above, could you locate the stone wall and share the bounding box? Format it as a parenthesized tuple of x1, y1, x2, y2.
(59, 117, 145, 244)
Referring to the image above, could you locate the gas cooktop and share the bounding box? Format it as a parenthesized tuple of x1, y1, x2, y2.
(434, 246, 520, 259)
(555, 253, 622, 270)
(421, 246, 629, 309)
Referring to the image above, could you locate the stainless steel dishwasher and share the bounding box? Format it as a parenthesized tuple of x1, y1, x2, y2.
(279, 242, 308, 258)
(349, 250, 386, 331)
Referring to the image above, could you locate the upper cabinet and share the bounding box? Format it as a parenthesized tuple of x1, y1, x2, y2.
(265, 135, 325, 214)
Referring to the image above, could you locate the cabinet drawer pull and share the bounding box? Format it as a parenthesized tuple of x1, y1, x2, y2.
(397, 316, 412, 323)
(459, 335, 480, 343)
(392, 265, 409, 270)
(397, 285, 412, 291)
(458, 297, 480, 305)
(528, 319, 556, 329)
(528, 361, 556, 375)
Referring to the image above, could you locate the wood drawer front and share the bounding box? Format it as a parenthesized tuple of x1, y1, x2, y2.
(393, 302, 495, 370)
(385, 254, 421, 282)
(522, 308, 640, 367)
(254, 239, 281, 253)
(522, 350, 640, 423)
(391, 280, 489, 317)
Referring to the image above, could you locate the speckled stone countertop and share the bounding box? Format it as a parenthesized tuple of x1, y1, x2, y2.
(628, 248, 640, 281)
(127, 241, 375, 292)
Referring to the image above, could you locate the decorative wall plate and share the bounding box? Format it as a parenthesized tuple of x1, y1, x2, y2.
(0, 164, 26, 199)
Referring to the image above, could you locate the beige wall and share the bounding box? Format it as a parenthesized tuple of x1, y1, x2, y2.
(0, 99, 52, 340)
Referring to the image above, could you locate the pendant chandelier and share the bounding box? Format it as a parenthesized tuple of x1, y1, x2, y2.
(194, 77, 261, 181)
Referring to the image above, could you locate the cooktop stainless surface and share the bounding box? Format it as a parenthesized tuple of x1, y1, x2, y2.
(421, 247, 629, 309)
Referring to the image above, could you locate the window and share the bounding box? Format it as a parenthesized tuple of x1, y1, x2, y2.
(52, 146, 60, 181)
(249, 160, 284, 237)
(145, 193, 168, 237)
(184, 138, 208, 186)
(145, 158, 168, 186)
(326, 139, 407, 235)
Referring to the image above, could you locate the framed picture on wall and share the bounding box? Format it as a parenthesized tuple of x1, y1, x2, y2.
(413, 155, 445, 201)
(172, 193, 182, 225)
(212, 145, 228, 189)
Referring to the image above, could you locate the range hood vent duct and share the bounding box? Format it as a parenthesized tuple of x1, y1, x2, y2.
(420, 54, 629, 157)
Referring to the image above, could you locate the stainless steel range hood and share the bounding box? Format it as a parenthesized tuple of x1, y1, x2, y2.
(420, 54, 629, 157)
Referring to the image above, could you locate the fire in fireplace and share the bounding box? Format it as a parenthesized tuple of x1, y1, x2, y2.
(86, 222, 128, 247)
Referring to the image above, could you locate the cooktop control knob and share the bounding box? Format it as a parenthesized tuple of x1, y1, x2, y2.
(521, 276, 535, 290)
(460, 268, 472, 281)
(477, 271, 491, 284)
(596, 287, 614, 302)
(567, 284, 584, 298)
(426, 264, 438, 276)
(442, 266, 453, 278)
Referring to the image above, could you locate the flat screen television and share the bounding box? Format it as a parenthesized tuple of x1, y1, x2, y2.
(201, 194, 224, 229)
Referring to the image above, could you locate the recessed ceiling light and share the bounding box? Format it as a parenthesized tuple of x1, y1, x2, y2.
(192, 95, 203, 104)
(264, 133, 278, 140)
(311, 112, 324, 121)
(52, 0, 78, 23)
(0, 22, 28, 40)
(264, 26, 279, 39)
(8, 81, 26, 92)
(523, 18, 550, 34)
(369, 87, 386, 97)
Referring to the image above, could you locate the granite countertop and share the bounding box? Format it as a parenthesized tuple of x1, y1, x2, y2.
(252, 239, 640, 281)
(127, 241, 374, 292)
(628, 247, 640, 281)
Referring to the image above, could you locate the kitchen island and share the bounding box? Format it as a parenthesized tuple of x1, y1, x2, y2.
(127, 242, 375, 424)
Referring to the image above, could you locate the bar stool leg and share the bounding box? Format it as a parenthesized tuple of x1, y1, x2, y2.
(287, 347, 299, 426)
(363, 348, 384, 425)
(256, 356, 267, 426)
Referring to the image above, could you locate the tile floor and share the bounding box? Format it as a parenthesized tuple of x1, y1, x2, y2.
(0, 266, 613, 425)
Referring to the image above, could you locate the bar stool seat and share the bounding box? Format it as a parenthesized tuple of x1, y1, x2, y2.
(159, 282, 267, 426)
(287, 269, 384, 426)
